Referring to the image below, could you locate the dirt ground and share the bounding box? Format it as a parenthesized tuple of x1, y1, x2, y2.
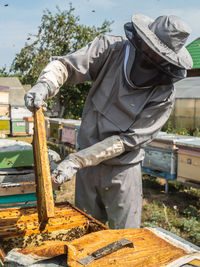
(56, 175, 200, 214)
(55, 176, 76, 204)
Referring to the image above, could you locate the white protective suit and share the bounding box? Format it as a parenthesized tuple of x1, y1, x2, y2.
(35, 34, 185, 229)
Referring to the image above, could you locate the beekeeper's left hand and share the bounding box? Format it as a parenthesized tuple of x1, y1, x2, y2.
(52, 159, 80, 184)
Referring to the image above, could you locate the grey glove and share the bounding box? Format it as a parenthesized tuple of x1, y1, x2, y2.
(52, 159, 80, 184)
(24, 82, 50, 111)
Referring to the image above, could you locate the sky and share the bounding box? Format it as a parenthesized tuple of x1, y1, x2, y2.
(1, 0, 200, 70)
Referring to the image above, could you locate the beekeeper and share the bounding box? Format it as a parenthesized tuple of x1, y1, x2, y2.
(25, 14, 193, 229)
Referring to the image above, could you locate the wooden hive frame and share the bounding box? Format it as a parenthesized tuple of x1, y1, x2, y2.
(33, 107, 55, 227)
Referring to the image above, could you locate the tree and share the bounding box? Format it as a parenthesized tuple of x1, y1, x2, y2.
(0, 66, 10, 77)
(11, 4, 112, 118)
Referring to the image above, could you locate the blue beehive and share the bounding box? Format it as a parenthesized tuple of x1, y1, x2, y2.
(142, 132, 195, 180)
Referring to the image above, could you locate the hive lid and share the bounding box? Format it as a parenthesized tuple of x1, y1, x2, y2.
(155, 132, 196, 144)
(67, 228, 200, 267)
(0, 117, 10, 120)
(0, 139, 32, 152)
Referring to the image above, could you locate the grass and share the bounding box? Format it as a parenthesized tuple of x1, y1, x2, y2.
(142, 175, 200, 246)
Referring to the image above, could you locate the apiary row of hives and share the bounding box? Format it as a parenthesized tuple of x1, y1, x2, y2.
(45, 118, 81, 151)
(142, 131, 200, 187)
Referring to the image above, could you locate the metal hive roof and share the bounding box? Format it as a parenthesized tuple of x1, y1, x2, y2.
(186, 38, 200, 69)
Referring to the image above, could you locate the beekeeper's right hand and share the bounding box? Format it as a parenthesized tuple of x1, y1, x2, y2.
(24, 82, 50, 112)
(24, 60, 68, 112)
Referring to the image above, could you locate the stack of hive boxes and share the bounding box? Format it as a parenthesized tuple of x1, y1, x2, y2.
(176, 137, 200, 185)
(10, 105, 32, 136)
(61, 119, 81, 150)
(0, 86, 10, 135)
(142, 132, 200, 187)
(48, 118, 81, 150)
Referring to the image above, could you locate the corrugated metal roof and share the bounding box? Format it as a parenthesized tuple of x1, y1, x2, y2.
(186, 38, 200, 69)
(175, 77, 200, 98)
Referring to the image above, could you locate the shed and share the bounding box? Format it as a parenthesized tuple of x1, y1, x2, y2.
(0, 77, 26, 106)
(170, 77, 200, 128)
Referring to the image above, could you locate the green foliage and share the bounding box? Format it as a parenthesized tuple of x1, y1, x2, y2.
(193, 128, 200, 137)
(142, 177, 200, 246)
(162, 119, 197, 136)
(11, 3, 113, 118)
(0, 66, 9, 77)
(0, 66, 21, 77)
(59, 81, 93, 119)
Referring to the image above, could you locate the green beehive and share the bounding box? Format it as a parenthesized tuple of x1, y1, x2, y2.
(0, 139, 34, 168)
(10, 119, 26, 136)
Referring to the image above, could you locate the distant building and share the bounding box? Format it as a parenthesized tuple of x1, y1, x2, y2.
(167, 40, 200, 129)
(0, 77, 60, 117)
(186, 38, 200, 77)
(170, 77, 200, 129)
(0, 77, 29, 106)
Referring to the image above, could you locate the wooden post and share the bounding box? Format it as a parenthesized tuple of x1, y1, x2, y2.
(33, 107, 55, 228)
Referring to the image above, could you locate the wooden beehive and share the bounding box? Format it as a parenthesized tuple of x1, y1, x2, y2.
(0, 202, 106, 264)
(177, 147, 200, 185)
(0, 117, 10, 135)
(49, 118, 63, 142)
(0, 86, 9, 105)
(1, 222, 200, 266)
(61, 119, 81, 150)
(10, 119, 27, 136)
(10, 106, 32, 120)
(0, 105, 9, 117)
(0, 139, 34, 169)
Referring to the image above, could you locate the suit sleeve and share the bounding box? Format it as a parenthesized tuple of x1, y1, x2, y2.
(52, 34, 113, 83)
(37, 34, 115, 96)
(119, 86, 175, 151)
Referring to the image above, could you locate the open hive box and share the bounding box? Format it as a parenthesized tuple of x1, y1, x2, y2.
(1, 213, 200, 266)
(0, 202, 106, 265)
